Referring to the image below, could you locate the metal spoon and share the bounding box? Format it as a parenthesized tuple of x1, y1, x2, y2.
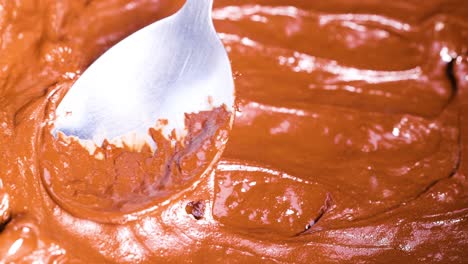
(53, 0, 234, 151)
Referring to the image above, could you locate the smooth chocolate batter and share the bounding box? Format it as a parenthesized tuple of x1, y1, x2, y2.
(0, 0, 467, 262)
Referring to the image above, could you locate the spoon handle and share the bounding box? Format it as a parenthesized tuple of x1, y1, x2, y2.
(178, 0, 214, 24)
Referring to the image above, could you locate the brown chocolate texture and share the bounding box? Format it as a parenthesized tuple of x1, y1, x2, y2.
(0, 0, 467, 262)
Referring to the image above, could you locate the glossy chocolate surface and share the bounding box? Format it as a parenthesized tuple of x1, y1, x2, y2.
(0, 0, 467, 262)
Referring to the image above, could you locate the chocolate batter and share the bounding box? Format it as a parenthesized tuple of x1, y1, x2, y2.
(0, 0, 467, 262)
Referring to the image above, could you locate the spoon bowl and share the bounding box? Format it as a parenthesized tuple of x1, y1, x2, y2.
(53, 0, 234, 151)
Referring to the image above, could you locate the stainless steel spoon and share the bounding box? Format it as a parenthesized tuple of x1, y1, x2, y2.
(53, 0, 234, 151)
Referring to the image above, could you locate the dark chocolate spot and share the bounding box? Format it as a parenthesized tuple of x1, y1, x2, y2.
(186, 200, 206, 220)
(446, 58, 458, 98)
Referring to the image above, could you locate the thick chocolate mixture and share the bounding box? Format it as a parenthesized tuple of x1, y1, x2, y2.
(0, 0, 467, 262)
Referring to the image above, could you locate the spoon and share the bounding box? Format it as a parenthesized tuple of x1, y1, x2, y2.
(53, 0, 234, 151)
